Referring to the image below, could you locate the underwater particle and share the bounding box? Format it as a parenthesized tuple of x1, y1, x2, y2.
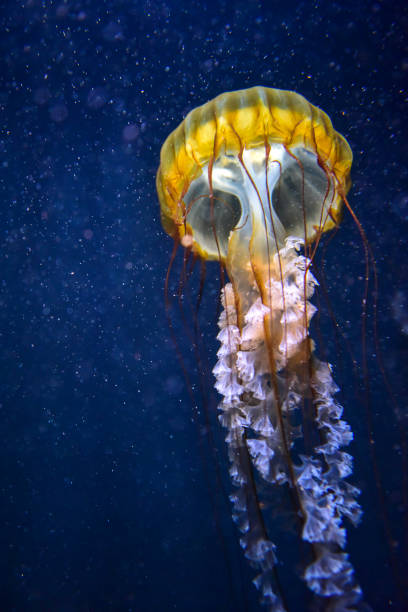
(390, 194, 408, 221)
(55, 4, 69, 18)
(122, 124, 139, 142)
(102, 22, 124, 42)
(391, 290, 408, 335)
(164, 375, 184, 396)
(86, 87, 107, 110)
(33, 88, 51, 105)
(49, 104, 68, 122)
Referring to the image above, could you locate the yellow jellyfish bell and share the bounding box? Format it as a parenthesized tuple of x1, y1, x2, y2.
(157, 87, 362, 611)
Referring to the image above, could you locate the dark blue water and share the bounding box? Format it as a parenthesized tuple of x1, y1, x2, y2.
(0, 1, 407, 611)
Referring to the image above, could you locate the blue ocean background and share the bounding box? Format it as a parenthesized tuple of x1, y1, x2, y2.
(0, 1, 407, 610)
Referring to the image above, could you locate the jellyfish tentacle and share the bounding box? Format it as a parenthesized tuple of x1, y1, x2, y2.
(215, 286, 286, 612)
(299, 356, 363, 606)
(214, 238, 362, 609)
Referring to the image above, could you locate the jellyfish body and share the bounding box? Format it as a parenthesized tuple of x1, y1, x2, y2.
(157, 87, 362, 610)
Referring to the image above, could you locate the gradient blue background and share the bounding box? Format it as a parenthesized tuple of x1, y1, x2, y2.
(0, 1, 407, 610)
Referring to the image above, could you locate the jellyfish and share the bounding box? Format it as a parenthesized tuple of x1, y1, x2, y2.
(156, 86, 364, 611)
